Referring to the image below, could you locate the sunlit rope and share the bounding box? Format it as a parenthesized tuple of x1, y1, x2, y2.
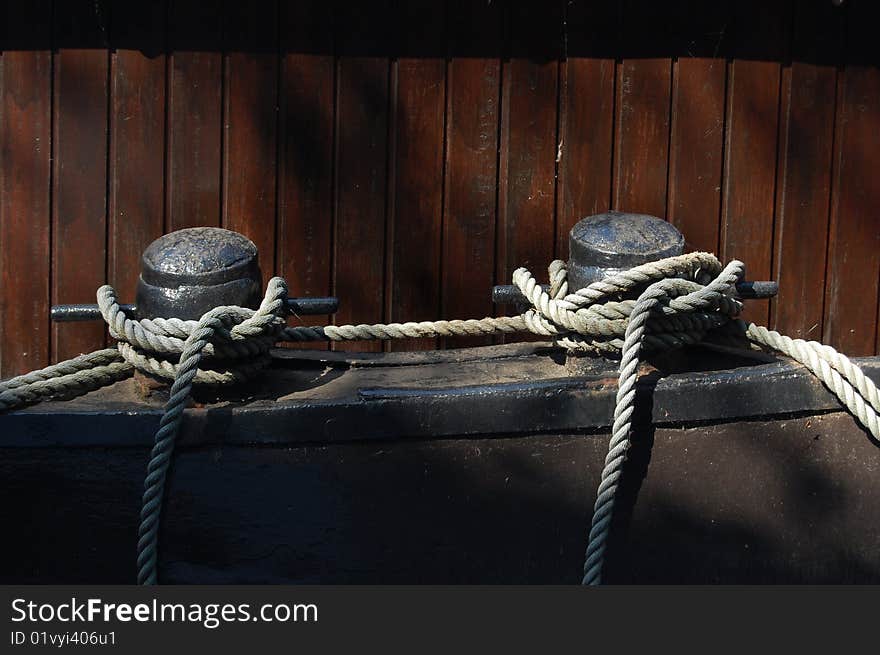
(1, 252, 877, 585)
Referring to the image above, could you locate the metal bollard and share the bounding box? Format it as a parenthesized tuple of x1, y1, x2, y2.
(492, 211, 777, 306)
(51, 227, 339, 322)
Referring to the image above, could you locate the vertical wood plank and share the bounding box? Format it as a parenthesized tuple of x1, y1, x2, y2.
(823, 0, 880, 355)
(0, 1, 52, 376)
(666, 4, 728, 253)
(333, 2, 391, 352)
(277, 1, 334, 348)
(720, 0, 788, 325)
(166, 0, 222, 231)
(108, 2, 166, 301)
(387, 0, 446, 351)
(442, 0, 502, 347)
(556, 0, 616, 258)
(772, 1, 842, 339)
(222, 0, 278, 274)
(613, 0, 671, 217)
(497, 1, 560, 286)
(51, 1, 109, 361)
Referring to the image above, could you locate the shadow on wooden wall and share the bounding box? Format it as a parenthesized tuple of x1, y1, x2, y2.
(1, 0, 878, 377)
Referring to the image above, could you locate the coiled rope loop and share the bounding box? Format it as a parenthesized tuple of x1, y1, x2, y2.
(97, 277, 289, 385)
(1, 253, 878, 587)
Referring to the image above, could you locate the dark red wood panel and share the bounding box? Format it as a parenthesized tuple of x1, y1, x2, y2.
(333, 2, 391, 352)
(823, 0, 880, 356)
(720, 0, 788, 326)
(2, 0, 880, 367)
(387, 1, 446, 351)
(0, 1, 52, 376)
(277, 1, 334, 348)
(441, 0, 502, 347)
(223, 0, 278, 275)
(496, 1, 560, 285)
(666, 5, 728, 254)
(556, 0, 615, 259)
(51, 1, 109, 361)
(613, 0, 671, 217)
(166, 0, 222, 231)
(772, 1, 842, 339)
(108, 2, 166, 302)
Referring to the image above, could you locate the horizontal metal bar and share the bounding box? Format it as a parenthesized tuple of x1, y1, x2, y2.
(492, 280, 779, 304)
(50, 297, 339, 322)
(734, 281, 779, 299)
(286, 297, 339, 316)
(50, 304, 138, 322)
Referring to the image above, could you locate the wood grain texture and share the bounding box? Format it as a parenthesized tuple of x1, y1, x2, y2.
(666, 4, 728, 254)
(277, 1, 334, 348)
(441, 0, 502, 348)
(720, 0, 788, 326)
(772, 1, 842, 339)
(108, 2, 166, 302)
(222, 0, 278, 275)
(1, 0, 879, 370)
(556, 0, 615, 259)
(823, 0, 880, 356)
(0, 1, 52, 376)
(387, 1, 446, 351)
(613, 1, 671, 217)
(333, 1, 391, 352)
(51, 1, 109, 361)
(166, 0, 222, 231)
(496, 1, 560, 284)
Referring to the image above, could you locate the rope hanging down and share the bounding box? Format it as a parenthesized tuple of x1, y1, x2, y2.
(1, 252, 878, 586)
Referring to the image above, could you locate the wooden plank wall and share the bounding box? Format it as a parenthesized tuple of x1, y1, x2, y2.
(1, 0, 878, 376)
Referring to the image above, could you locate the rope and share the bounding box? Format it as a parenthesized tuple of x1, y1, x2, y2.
(581, 259, 747, 584)
(1, 252, 877, 586)
(0, 349, 132, 410)
(136, 278, 290, 584)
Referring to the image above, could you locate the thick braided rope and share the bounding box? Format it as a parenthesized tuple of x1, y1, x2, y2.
(97, 283, 284, 384)
(0, 253, 739, 405)
(2, 253, 878, 587)
(581, 260, 747, 585)
(136, 278, 289, 585)
(0, 349, 132, 411)
(280, 253, 739, 352)
(746, 324, 880, 439)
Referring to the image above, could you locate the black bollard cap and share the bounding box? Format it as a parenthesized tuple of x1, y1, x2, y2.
(567, 211, 685, 291)
(135, 227, 263, 320)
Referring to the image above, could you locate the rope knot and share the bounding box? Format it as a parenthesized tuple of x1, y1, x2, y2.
(98, 276, 291, 386)
(513, 253, 745, 357)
